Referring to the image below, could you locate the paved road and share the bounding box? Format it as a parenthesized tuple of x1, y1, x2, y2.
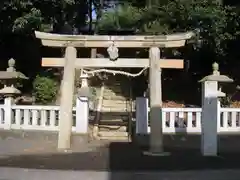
(1, 131, 240, 179)
(1, 139, 240, 180)
(1, 168, 240, 180)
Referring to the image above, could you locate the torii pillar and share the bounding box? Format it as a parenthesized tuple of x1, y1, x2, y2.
(58, 46, 76, 150)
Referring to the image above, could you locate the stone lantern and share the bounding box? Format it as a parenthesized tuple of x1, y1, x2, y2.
(0, 58, 28, 129)
(0, 58, 28, 96)
(78, 73, 89, 95)
(199, 62, 233, 156)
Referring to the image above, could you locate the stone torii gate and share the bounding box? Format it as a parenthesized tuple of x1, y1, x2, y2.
(35, 31, 195, 153)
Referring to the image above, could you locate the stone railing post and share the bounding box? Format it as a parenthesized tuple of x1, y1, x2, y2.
(76, 73, 89, 134)
(3, 96, 13, 130)
(136, 97, 149, 134)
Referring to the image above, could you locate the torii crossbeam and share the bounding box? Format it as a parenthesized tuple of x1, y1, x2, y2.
(42, 58, 184, 68)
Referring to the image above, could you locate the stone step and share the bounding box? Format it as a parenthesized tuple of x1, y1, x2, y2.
(99, 119, 128, 126)
(103, 92, 123, 97)
(98, 136, 129, 141)
(103, 95, 126, 99)
(103, 95, 122, 98)
(102, 99, 129, 105)
(102, 105, 127, 109)
(102, 104, 129, 109)
(100, 117, 126, 121)
(104, 99, 131, 102)
(98, 131, 128, 138)
(103, 87, 127, 93)
(98, 125, 127, 132)
(105, 83, 122, 87)
(102, 106, 130, 110)
(103, 90, 124, 95)
(100, 112, 129, 116)
(100, 114, 128, 119)
(103, 88, 128, 93)
(100, 117, 125, 121)
(104, 86, 122, 92)
(103, 96, 127, 100)
(102, 102, 133, 107)
(104, 85, 122, 89)
(101, 107, 129, 112)
(103, 99, 127, 105)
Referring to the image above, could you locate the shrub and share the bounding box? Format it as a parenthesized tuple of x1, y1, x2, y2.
(33, 75, 58, 104)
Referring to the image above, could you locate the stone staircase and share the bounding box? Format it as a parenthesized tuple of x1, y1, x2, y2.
(97, 77, 133, 140)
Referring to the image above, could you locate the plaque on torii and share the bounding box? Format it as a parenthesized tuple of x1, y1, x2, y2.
(35, 31, 196, 153)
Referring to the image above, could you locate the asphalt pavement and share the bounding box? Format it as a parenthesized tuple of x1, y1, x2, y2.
(1, 131, 240, 179)
(1, 168, 240, 180)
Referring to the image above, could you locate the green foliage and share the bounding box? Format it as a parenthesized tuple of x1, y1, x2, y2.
(0, 0, 88, 34)
(98, 4, 143, 31)
(33, 75, 58, 104)
(155, 0, 239, 57)
(96, 0, 240, 104)
(89, 86, 97, 101)
(13, 8, 42, 32)
(98, 0, 240, 61)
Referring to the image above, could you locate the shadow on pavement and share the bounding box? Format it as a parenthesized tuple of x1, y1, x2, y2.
(0, 135, 240, 170)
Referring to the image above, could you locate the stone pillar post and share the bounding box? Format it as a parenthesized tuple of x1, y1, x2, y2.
(136, 97, 149, 134)
(76, 73, 89, 134)
(201, 81, 219, 156)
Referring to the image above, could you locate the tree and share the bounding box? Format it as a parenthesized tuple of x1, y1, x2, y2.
(0, 0, 90, 99)
(0, 1, 40, 34)
(99, 0, 240, 67)
(98, 4, 143, 31)
(0, 0, 89, 35)
(98, 0, 240, 104)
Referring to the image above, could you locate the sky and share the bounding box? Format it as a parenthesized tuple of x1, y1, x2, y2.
(92, 4, 97, 20)
(90, 1, 116, 21)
